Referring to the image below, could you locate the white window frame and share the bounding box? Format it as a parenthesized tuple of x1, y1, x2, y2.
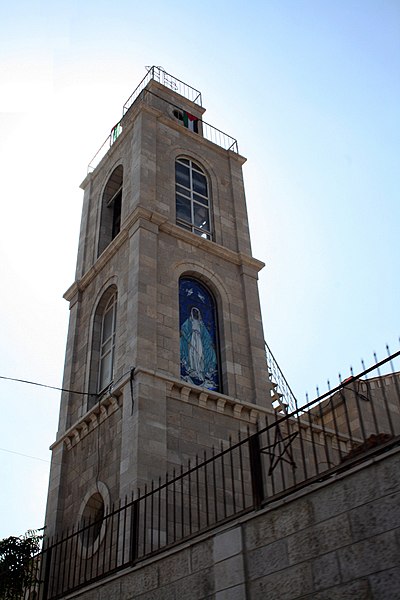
(175, 158, 212, 239)
(97, 293, 117, 392)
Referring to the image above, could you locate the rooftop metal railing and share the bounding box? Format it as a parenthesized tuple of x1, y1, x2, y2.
(265, 341, 298, 413)
(87, 67, 238, 173)
(123, 66, 202, 114)
(27, 346, 400, 599)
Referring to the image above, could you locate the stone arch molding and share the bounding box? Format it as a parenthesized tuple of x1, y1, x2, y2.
(169, 147, 221, 203)
(173, 260, 230, 308)
(77, 482, 111, 558)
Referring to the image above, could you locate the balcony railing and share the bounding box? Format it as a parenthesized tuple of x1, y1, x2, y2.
(123, 66, 202, 114)
(27, 346, 400, 599)
(265, 341, 298, 413)
(87, 67, 238, 173)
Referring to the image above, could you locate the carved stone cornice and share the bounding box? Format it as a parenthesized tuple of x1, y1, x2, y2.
(133, 366, 274, 425)
(51, 392, 121, 452)
(63, 206, 265, 301)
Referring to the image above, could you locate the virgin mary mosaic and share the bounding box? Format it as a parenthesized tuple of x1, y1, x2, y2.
(179, 278, 220, 391)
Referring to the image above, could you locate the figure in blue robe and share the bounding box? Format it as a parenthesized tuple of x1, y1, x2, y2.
(180, 307, 217, 388)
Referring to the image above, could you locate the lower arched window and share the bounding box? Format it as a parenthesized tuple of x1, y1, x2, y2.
(88, 287, 118, 407)
(179, 277, 220, 392)
(98, 293, 117, 392)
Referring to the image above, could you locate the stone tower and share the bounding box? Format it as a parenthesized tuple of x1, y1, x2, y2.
(45, 68, 273, 539)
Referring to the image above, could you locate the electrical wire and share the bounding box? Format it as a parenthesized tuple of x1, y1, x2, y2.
(0, 447, 50, 463)
(0, 375, 95, 397)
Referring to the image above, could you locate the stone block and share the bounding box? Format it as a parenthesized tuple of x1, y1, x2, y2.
(246, 538, 289, 580)
(249, 562, 313, 600)
(377, 453, 400, 495)
(288, 512, 352, 564)
(174, 568, 214, 599)
(349, 492, 400, 542)
(305, 578, 372, 600)
(214, 554, 244, 591)
(215, 583, 246, 600)
(191, 538, 214, 571)
(120, 563, 158, 597)
(213, 526, 242, 562)
(311, 477, 349, 522)
(311, 551, 341, 591)
(338, 530, 399, 582)
(369, 566, 400, 600)
(245, 497, 313, 550)
(99, 579, 121, 600)
(158, 549, 190, 585)
(136, 581, 176, 600)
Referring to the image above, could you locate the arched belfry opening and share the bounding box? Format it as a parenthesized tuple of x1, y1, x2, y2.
(98, 165, 123, 256)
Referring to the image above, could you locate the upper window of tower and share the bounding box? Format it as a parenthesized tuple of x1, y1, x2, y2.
(98, 165, 123, 257)
(175, 158, 211, 240)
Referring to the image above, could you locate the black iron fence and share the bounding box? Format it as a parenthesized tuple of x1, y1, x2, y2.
(29, 349, 400, 599)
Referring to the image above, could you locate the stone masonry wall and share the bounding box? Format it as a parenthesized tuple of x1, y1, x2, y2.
(66, 446, 400, 599)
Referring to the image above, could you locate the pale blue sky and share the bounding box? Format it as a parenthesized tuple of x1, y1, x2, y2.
(0, 0, 399, 537)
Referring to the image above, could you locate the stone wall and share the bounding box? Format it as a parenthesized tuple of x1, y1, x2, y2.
(66, 446, 400, 599)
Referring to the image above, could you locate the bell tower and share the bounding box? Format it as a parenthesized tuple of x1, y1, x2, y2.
(45, 67, 273, 538)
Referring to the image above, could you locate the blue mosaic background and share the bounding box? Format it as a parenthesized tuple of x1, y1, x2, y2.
(179, 278, 219, 391)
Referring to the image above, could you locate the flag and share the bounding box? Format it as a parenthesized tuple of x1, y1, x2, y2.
(183, 111, 198, 133)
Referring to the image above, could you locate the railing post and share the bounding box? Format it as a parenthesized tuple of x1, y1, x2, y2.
(129, 499, 139, 564)
(248, 432, 265, 509)
(39, 544, 52, 600)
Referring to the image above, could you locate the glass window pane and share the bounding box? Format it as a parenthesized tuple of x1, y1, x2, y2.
(193, 193, 208, 206)
(194, 229, 211, 239)
(102, 307, 114, 341)
(175, 163, 190, 187)
(99, 353, 112, 390)
(101, 339, 112, 355)
(193, 204, 210, 231)
(177, 158, 189, 166)
(176, 195, 191, 223)
(192, 171, 207, 196)
(176, 184, 190, 197)
(177, 222, 192, 232)
(191, 161, 203, 172)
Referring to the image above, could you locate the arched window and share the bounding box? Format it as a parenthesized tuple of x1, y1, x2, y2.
(88, 288, 118, 405)
(98, 165, 123, 257)
(179, 277, 220, 392)
(98, 293, 117, 392)
(175, 158, 212, 239)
